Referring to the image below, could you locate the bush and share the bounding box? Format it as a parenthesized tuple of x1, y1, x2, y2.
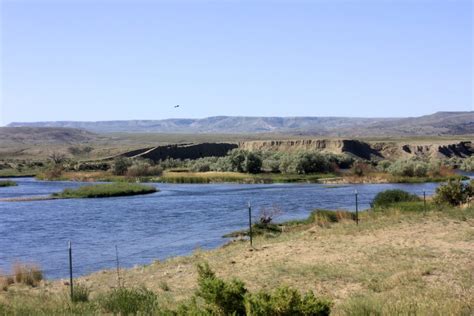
(460, 157, 474, 172)
(243, 152, 262, 174)
(351, 161, 372, 177)
(371, 189, 420, 208)
(126, 160, 163, 178)
(433, 179, 473, 206)
(196, 262, 247, 315)
(244, 286, 332, 316)
(113, 157, 132, 175)
(376, 160, 392, 172)
(387, 159, 431, 177)
(294, 151, 332, 174)
(99, 287, 158, 315)
(194, 263, 331, 316)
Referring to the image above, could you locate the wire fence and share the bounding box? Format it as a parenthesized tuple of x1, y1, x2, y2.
(0, 189, 442, 295)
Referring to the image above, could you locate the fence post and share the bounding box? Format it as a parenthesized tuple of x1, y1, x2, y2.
(355, 190, 359, 225)
(68, 241, 73, 302)
(248, 202, 253, 247)
(423, 190, 426, 215)
(115, 245, 121, 288)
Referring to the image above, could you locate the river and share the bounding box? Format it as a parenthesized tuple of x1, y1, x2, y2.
(0, 177, 469, 279)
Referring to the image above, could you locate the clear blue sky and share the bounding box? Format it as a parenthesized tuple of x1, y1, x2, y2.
(1, 0, 472, 125)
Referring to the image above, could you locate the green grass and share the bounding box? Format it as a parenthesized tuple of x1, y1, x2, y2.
(0, 168, 38, 178)
(390, 174, 468, 183)
(52, 183, 157, 199)
(158, 171, 336, 184)
(0, 180, 17, 187)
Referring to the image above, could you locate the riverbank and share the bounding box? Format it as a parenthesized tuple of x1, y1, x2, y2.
(1, 203, 472, 314)
(34, 169, 467, 184)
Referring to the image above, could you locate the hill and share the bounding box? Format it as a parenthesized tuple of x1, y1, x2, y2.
(7, 111, 474, 136)
(0, 127, 102, 146)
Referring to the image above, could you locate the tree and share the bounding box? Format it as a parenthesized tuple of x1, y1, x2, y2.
(48, 152, 67, 165)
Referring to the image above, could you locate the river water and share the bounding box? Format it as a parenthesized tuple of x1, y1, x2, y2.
(0, 177, 468, 279)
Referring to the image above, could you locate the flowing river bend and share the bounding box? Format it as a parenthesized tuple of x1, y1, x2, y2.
(0, 177, 469, 279)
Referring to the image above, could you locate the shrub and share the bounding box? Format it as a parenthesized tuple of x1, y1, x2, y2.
(294, 151, 332, 174)
(42, 166, 63, 180)
(191, 161, 211, 172)
(244, 286, 331, 316)
(196, 262, 247, 315)
(243, 152, 262, 174)
(228, 149, 247, 173)
(12, 263, 43, 287)
(376, 160, 392, 172)
(99, 287, 158, 315)
(351, 161, 372, 177)
(72, 284, 90, 303)
(460, 157, 474, 172)
(433, 179, 473, 206)
(126, 160, 163, 178)
(371, 189, 420, 208)
(113, 157, 132, 175)
(388, 159, 429, 177)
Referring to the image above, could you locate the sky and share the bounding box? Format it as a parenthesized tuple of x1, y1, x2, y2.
(0, 0, 472, 125)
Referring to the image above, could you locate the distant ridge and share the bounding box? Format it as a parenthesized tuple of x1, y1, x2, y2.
(7, 111, 474, 136)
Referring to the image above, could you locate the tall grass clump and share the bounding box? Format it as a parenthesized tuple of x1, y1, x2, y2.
(0, 273, 14, 291)
(12, 263, 43, 287)
(52, 183, 157, 199)
(371, 189, 421, 209)
(0, 180, 17, 187)
(308, 209, 355, 226)
(72, 284, 90, 303)
(98, 287, 158, 315)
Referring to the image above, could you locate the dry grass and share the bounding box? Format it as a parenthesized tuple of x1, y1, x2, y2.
(0, 208, 473, 314)
(12, 263, 44, 287)
(0, 273, 14, 291)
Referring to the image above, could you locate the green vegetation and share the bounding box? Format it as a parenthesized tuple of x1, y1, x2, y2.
(460, 156, 474, 171)
(0, 180, 17, 187)
(52, 183, 157, 199)
(371, 189, 421, 208)
(159, 171, 336, 184)
(98, 287, 158, 315)
(1, 202, 473, 315)
(433, 179, 473, 206)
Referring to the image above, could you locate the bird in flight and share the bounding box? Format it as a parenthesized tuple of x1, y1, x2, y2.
(174, 105, 180, 108)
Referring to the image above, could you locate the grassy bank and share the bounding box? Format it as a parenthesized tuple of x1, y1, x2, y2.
(36, 169, 467, 185)
(1, 203, 472, 314)
(158, 171, 336, 184)
(0, 180, 17, 187)
(52, 183, 157, 199)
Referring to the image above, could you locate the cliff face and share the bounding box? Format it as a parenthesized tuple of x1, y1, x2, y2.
(117, 140, 473, 162)
(238, 139, 383, 160)
(239, 139, 473, 161)
(120, 143, 238, 161)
